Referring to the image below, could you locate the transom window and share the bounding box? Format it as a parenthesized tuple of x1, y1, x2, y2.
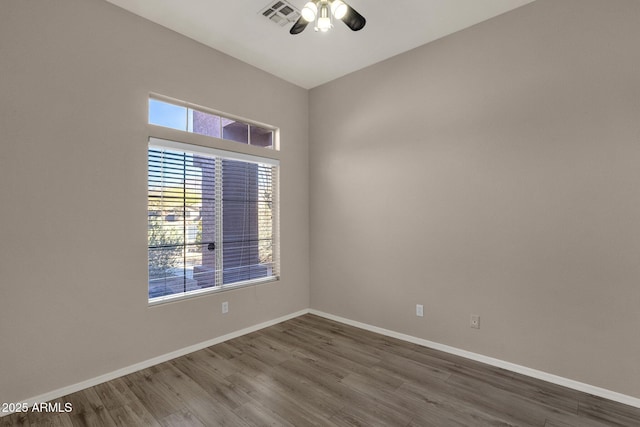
(149, 97, 275, 149)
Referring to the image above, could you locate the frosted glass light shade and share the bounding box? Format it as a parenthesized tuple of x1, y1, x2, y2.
(331, 1, 347, 19)
(301, 2, 317, 22)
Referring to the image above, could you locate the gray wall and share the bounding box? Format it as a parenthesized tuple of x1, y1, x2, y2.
(309, 0, 640, 398)
(0, 0, 309, 403)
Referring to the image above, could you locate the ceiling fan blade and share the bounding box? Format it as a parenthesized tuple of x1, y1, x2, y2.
(340, 4, 366, 31)
(289, 16, 309, 35)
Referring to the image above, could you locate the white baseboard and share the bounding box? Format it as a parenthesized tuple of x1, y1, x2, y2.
(308, 309, 640, 409)
(1, 309, 310, 418)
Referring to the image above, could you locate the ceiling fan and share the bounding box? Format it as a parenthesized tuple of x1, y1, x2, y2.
(290, 0, 366, 34)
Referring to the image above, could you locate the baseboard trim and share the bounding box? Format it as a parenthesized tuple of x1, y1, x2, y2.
(309, 309, 640, 409)
(2, 309, 310, 418)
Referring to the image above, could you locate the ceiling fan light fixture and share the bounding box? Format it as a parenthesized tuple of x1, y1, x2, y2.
(289, 0, 365, 35)
(301, 2, 317, 22)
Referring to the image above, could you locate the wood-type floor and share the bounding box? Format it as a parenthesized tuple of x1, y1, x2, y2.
(2, 314, 640, 426)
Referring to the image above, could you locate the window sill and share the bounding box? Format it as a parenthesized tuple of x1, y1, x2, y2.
(147, 276, 280, 307)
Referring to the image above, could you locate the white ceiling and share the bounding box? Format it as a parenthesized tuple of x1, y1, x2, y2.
(104, 0, 535, 89)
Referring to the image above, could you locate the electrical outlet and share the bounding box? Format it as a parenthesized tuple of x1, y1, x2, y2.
(416, 304, 424, 317)
(470, 314, 480, 329)
(222, 301, 229, 314)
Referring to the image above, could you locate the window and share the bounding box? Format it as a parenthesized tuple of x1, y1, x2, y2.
(147, 96, 279, 304)
(149, 98, 275, 149)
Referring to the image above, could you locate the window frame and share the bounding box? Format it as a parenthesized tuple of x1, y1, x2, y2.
(147, 95, 281, 306)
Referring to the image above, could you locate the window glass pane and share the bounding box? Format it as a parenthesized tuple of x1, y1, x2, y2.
(250, 126, 274, 148)
(148, 149, 188, 298)
(149, 99, 188, 131)
(221, 118, 249, 144)
(221, 159, 272, 284)
(191, 109, 222, 139)
(191, 154, 217, 289)
(257, 165, 275, 274)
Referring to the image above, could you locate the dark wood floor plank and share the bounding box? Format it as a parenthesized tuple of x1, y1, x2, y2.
(184, 347, 243, 379)
(170, 353, 251, 411)
(273, 358, 415, 427)
(499, 370, 585, 412)
(0, 414, 27, 427)
(289, 317, 394, 363)
(543, 411, 616, 427)
(232, 399, 297, 427)
(264, 362, 347, 417)
(444, 372, 563, 426)
(340, 369, 403, 396)
(152, 366, 248, 427)
(96, 377, 159, 426)
(328, 405, 410, 427)
(251, 329, 300, 354)
(578, 395, 640, 427)
(288, 343, 379, 380)
(227, 370, 332, 426)
(209, 341, 245, 360)
(230, 352, 277, 379)
(395, 376, 523, 427)
(226, 334, 294, 367)
(104, 404, 160, 427)
(371, 352, 451, 387)
(446, 368, 582, 421)
(159, 410, 207, 427)
(544, 420, 575, 427)
(30, 413, 74, 427)
(3, 314, 640, 426)
(121, 368, 186, 420)
(377, 337, 514, 383)
(63, 389, 116, 427)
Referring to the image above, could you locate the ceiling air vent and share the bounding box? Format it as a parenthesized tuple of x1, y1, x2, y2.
(259, 0, 300, 27)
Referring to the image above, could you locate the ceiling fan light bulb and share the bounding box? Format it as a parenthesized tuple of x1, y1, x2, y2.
(301, 2, 317, 22)
(331, 1, 347, 19)
(317, 16, 332, 31)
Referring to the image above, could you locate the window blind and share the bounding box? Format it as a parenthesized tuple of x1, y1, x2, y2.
(148, 138, 279, 301)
